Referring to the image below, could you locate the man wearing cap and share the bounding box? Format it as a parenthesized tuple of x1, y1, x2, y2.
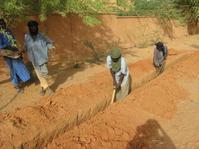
(24, 20, 54, 96)
(106, 48, 131, 101)
(153, 41, 168, 74)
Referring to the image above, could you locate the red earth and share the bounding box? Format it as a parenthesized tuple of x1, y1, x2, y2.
(0, 15, 199, 149)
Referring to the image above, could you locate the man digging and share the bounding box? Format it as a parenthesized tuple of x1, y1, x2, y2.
(106, 48, 131, 103)
(153, 41, 168, 74)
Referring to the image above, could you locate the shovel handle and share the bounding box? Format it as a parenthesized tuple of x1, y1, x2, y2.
(111, 88, 116, 104)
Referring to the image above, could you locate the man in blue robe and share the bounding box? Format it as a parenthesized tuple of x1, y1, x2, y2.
(0, 19, 30, 93)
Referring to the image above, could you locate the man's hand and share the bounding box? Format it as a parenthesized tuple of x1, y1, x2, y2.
(49, 45, 56, 49)
(16, 51, 23, 57)
(115, 83, 121, 91)
(113, 81, 121, 91)
(17, 49, 25, 54)
(113, 80, 117, 87)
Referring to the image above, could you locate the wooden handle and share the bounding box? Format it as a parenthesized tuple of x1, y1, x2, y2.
(111, 88, 116, 104)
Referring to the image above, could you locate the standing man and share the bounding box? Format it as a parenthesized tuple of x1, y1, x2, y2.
(0, 19, 30, 93)
(24, 20, 54, 96)
(106, 47, 131, 102)
(153, 41, 168, 74)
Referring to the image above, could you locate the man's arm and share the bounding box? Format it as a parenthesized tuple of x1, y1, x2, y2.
(110, 69, 117, 87)
(118, 73, 125, 86)
(41, 33, 55, 49)
(153, 48, 161, 67)
(16, 35, 27, 55)
(117, 58, 127, 90)
(163, 46, 168, 60)
(17, 48, 25, 55)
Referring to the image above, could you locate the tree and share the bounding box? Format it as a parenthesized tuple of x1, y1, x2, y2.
(0, 0, 114, 26)
(175, 0, 199, 34)
(175, 0, 199, 21)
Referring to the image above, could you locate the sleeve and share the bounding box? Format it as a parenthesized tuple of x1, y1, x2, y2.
(153, 48, 159, 66)
(41, 33, 54, 49)
(121, 57, 127, 75)
(6, 29, 17, 47)
(106, 55, 112, 69)
(24, 34, 28, 51)
(0, 34, 5, 49)
(0, 33, 9, 49)
(164, 46, 168, 59)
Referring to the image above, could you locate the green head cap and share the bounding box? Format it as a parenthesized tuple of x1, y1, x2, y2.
(110, 48, 121, 59)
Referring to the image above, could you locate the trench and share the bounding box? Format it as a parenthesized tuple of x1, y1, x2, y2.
(0, 52, 192, 149)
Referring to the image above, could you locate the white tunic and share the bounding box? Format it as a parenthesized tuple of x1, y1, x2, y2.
(106, 55, 129, 86)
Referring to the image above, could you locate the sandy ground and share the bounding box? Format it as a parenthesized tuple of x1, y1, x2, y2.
(0, 44, 198, 148)
(0, 16, 199, 148)
(0, 35, 198, 113)
(46, 52, 199, 149)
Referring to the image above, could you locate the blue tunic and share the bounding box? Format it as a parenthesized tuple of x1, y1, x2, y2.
(0, 29, 30, 85)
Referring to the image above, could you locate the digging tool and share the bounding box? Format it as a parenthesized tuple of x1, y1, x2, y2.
(111, 87, 116, 104)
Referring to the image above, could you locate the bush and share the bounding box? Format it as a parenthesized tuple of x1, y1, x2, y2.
(117, 0, 182, 20)
(0, 0, 109, 26)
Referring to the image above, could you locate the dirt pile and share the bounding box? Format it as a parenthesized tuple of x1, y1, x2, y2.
(46, 52, 199, 149)
(0, 71, 112, 148)
(0, 49, 194, 148)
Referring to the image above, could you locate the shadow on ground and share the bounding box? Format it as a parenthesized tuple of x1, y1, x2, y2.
(126, 119, 176, 149)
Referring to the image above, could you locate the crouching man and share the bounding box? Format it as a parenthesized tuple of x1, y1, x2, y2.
(153, 42, 168, 74)
(106, 48, 131, 102)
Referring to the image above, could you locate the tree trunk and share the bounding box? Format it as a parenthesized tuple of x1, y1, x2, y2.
(187, 20, 199, 35)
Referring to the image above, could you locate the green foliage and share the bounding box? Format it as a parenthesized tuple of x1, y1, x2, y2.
(175, 0, 199, 22)
(0, 0, 25, 25)
(0, 29, 17, 47)
(0, 0, 110, 26)
(82, 16, 102, 26)
(118, 0, 182, 20)
(1, 0, 197, 27)
(116, 0, 130, 8)
(0, 0, 24, 16)
(117, 0, 198, 24)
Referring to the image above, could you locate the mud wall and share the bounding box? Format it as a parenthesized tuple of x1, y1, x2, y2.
(10, 15, 185, 65)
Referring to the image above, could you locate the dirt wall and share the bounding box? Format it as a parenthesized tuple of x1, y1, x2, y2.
(10, 15, 186, 65)
(0, 49, 192, 148)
